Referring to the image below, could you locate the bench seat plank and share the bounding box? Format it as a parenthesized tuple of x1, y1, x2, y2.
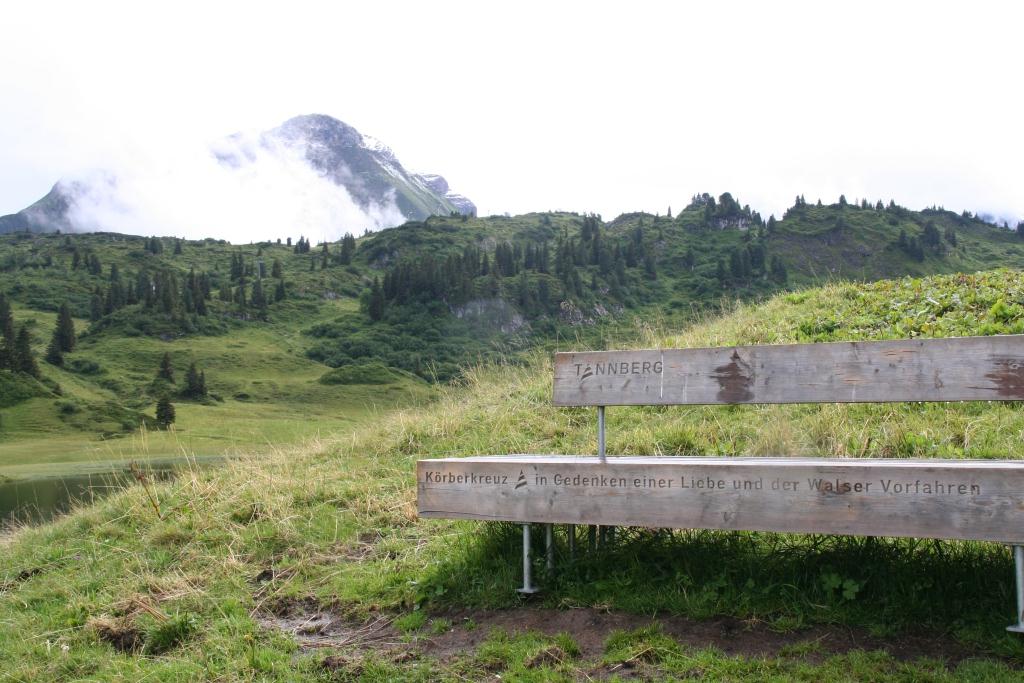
(417, 456, 1024, 543)
(553, 335, 1024, 406)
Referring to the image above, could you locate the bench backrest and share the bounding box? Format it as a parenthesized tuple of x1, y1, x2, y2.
(419, 334, 1024, 544)
(553, 335, 1024, 407)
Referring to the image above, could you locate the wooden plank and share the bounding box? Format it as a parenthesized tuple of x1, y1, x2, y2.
(417, 456, 1024, 543)
(552, 335, 1024, 406)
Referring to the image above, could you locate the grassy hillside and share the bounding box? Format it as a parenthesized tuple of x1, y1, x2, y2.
(0, 233, 433, 478)
(0, 198, 1021, 477)
(3, 270, 1024, 680)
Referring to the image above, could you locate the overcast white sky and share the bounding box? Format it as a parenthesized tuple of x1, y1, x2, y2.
(1, 0, 1022, 238)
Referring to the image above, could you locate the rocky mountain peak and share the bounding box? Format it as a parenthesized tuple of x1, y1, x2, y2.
(0, 114, 475, 236)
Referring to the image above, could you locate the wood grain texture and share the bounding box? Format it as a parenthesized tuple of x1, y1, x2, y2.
(417, 456, 1024, 542)
(552, 335, 1024, 406)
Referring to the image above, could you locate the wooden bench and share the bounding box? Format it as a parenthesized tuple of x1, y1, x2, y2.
(417, 335, 1024, 631)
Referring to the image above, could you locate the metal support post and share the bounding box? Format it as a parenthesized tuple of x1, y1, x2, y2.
(545, 524, 555, 571)
(567, 524, 576, 561)
(1009, 545, 1024, 633)
(588, 525, 597, 551)
(599, 525, 606, 547)
(517, 524, 538, 594)
(597, 405, 615, 544)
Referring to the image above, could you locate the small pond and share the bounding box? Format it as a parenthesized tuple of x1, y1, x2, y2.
(0, 458, 220, 528)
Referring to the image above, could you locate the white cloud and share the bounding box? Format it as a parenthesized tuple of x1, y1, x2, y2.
(59, 132, 404, 242)
(0, 0, 1021, 233)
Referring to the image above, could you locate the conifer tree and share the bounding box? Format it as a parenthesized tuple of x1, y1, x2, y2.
(14, 327, 39, 377)
(251, 279, 268, 321)
(137, 272, 154, 308)
(173, 239, 183, 255)
(537, 278, 551, 311)
(55, 303, 76, 352)
(909, 236, 925, 261)
(339, 233, 356, 265)
(682, 247, 696, 270)
(366, 277, 385, 321)
(0, 294, 12, 370)
(157, 352, 175, 383)
(643, 250, 657, 279)
(183, 362, 207, 399)
(194, 286, 207, 315)
(0, 294, 8, 327)
(271, 258, 282, 278)
(155, 396, 176, 428)
(716, 258, 728, 284)
(229, 253, 243, 281)
(944, 226, 958, 247)
(234, 280, 247, 309)
(729, 249, 745, 280)
(769, 255, 788, 284)
(44, 335, 63, 367)
(274, 280, 286, 302)
(0, 293, 13, 344)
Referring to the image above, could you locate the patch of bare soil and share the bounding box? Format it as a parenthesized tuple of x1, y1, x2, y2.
(257, 598, 403, 651)
(420, 608, 991, 667)
(258, 600, 1009, 672)
(87, 616, 145, 653)
(0, 566, 44, 593)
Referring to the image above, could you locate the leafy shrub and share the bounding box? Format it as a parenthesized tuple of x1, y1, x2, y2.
(0, 371, 48, 408)
(305, 305, 516, 382)
(318, 362, 399, 385)
(55, 400, 79, 415)
(797, 317, 840, 341)
(67, 358, 104, 375)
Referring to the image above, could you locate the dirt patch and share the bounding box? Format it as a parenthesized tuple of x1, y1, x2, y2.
(321, 654, 363, 674)
(414, 608, 985, 665)
(88, 616, 145, 653)
(339, 531, 383, 561)
(258, 602, 1008, 671)
(0, 566, 44, 593)
(525, 644, 570, 669)
(257, 599, 402, 651)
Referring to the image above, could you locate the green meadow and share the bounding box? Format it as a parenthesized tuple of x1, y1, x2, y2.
(3, 271, 1024, 680)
